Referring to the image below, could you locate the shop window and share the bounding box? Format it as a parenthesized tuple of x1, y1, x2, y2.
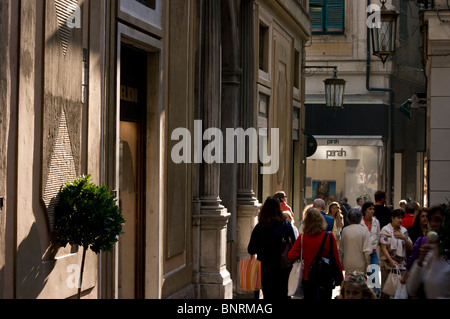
(306, 138, 383, 205)
(294, 50, 300, 90)
(135, 0, 156, 10)
(292, 106, 300, 140)
(399, 0, 408, 42)
(310, 0, 345, 35)
(257, 93, 270, 202)
(119, 0, 162, 32)
(259, 23, 269, 72)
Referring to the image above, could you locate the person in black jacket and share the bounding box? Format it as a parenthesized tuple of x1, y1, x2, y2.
(248, 196, 295, 299)
(374, 190, 392, 229)
(340, 197, 351, 228)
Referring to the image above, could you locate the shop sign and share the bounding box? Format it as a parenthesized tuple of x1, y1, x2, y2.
(120, 85, 139, 103)
(327, 139, 340, 145)
(326, 148, 347, 159)
(315, 137, 383, 147)
(308, 146, 359, 160)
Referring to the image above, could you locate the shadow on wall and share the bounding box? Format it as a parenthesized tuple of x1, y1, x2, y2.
(0, 223, 57, 299)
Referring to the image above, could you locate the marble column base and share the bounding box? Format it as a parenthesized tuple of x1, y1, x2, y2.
(196, 203, 233, 299)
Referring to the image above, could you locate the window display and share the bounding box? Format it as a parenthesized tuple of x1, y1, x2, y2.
(306, 137, 384, 206)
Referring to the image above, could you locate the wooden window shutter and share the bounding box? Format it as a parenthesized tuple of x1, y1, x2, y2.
(325, 0, 344, 32)
(310, 0, 325, 32)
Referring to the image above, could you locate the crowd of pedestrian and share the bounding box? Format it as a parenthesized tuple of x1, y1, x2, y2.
(247, 190, 450, 300)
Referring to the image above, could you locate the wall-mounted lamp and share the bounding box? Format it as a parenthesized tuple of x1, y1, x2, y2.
(305, 66, 346, 112)
(369, 0, 399, 64)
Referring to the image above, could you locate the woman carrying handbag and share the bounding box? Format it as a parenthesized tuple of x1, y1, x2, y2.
(379, 209, 413, 298)
(288, 208, 343, 300)
(288, 234, 304, 298)
(248, 197, 295, 299)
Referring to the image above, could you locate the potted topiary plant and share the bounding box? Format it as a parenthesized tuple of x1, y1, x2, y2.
(54, 174, 125, 299)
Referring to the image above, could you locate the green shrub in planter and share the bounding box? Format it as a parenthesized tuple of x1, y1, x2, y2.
(55, 174, 125, 298)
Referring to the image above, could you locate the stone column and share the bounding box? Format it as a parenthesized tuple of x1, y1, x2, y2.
(220, 0, 241, 286)
(235, 0, 261, 296)
(198, 0, 232, 299)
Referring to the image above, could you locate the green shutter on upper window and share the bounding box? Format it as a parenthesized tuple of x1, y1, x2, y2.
(309, 0, 325, 6)
(310, 0, 325, 32)
(310, 0, 344, 34)
(310, 7, 324, 32)
(326, 0, 344, 32)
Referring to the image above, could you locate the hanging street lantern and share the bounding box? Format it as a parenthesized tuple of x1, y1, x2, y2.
(305, 66, 346, 112)
(370, 0, 399, 64)
(324, 68, 346, 112)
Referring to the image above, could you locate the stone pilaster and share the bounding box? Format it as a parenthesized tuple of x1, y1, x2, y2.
(198, 207, 232, 299)
(235, 0, 261, 296)
(237, 0, 258, 207)
(197, 0, 232, 299)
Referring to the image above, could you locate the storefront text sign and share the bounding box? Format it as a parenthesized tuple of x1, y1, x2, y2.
(326, 148, 347, 159)
(308, 146, 359, 160)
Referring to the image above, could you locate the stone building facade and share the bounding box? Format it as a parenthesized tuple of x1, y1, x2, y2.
(421, 0, 450, 206)
(304, 0, 426, 207)
(0, 0, 310, 299)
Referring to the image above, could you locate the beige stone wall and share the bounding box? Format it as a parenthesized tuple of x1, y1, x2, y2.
(161, 0, 195, 299)
(0, 0, 310, 299)
(0, 0, 14, 299)
(424, 10, 450, 205)
(255, 0, 309, 211)
(0, 0, 106, 299)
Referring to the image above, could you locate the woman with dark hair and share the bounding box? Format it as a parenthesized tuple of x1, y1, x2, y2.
(379, 209, 413, 298)
(407, 208, 429, 246)
(248, 197, 295, 299)
(360, 201, 381, 296)
(401, 208, 430, 287)
(360, 201, 381, 264)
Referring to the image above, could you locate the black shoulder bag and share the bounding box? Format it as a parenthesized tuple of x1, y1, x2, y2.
(328, 232, 343, 287)
(308, 232, 342, 288)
